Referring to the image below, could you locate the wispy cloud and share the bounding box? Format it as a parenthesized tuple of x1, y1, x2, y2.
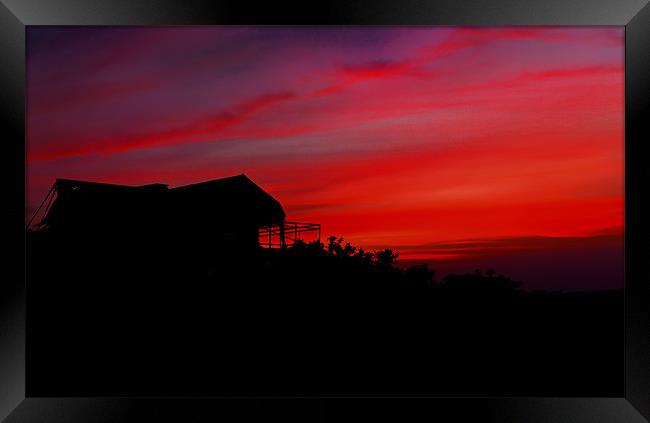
(387, 229, 623, 261)
(30, 91, 297, 161)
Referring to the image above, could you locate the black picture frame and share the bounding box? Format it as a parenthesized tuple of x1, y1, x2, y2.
(1, 1, 649, 421)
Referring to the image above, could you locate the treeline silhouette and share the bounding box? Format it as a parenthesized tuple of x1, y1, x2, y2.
(27, 231, 622, 397)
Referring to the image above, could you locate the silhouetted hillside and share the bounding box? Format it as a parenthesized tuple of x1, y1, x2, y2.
(27, 231, 622, 397)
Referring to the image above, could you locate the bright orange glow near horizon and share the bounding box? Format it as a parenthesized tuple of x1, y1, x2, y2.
(27, 27, 624, 290)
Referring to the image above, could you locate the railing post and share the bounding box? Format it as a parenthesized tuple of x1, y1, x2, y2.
(260, 221, 320, 249)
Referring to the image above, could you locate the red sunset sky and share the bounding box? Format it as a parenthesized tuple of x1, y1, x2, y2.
(26, 27, 624, 290)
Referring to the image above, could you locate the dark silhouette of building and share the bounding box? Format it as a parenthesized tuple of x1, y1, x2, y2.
(29, 174, 319, 257)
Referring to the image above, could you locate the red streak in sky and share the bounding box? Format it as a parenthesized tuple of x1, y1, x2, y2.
(26, 27, 624, 289)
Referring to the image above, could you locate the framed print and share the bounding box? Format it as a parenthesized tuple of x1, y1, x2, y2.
(1, 0, 650, 422)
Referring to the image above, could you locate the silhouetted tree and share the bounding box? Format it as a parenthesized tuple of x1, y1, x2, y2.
(375, 248, 399, 268)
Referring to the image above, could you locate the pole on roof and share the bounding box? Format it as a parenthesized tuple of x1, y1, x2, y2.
(41, 186, 57, 223)
(26, 184, 55, 230)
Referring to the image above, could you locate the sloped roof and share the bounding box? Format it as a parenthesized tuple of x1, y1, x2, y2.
(168, 174, 286, 225)
(39, 174, 285, 229)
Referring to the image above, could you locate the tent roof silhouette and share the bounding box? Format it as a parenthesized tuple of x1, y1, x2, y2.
(38, 174, 286, 229)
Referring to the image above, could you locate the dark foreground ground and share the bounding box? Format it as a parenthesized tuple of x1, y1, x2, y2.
(27, 232, 623, 397)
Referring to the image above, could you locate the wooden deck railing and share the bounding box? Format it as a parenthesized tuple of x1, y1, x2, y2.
(258, 221, 321, 248)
